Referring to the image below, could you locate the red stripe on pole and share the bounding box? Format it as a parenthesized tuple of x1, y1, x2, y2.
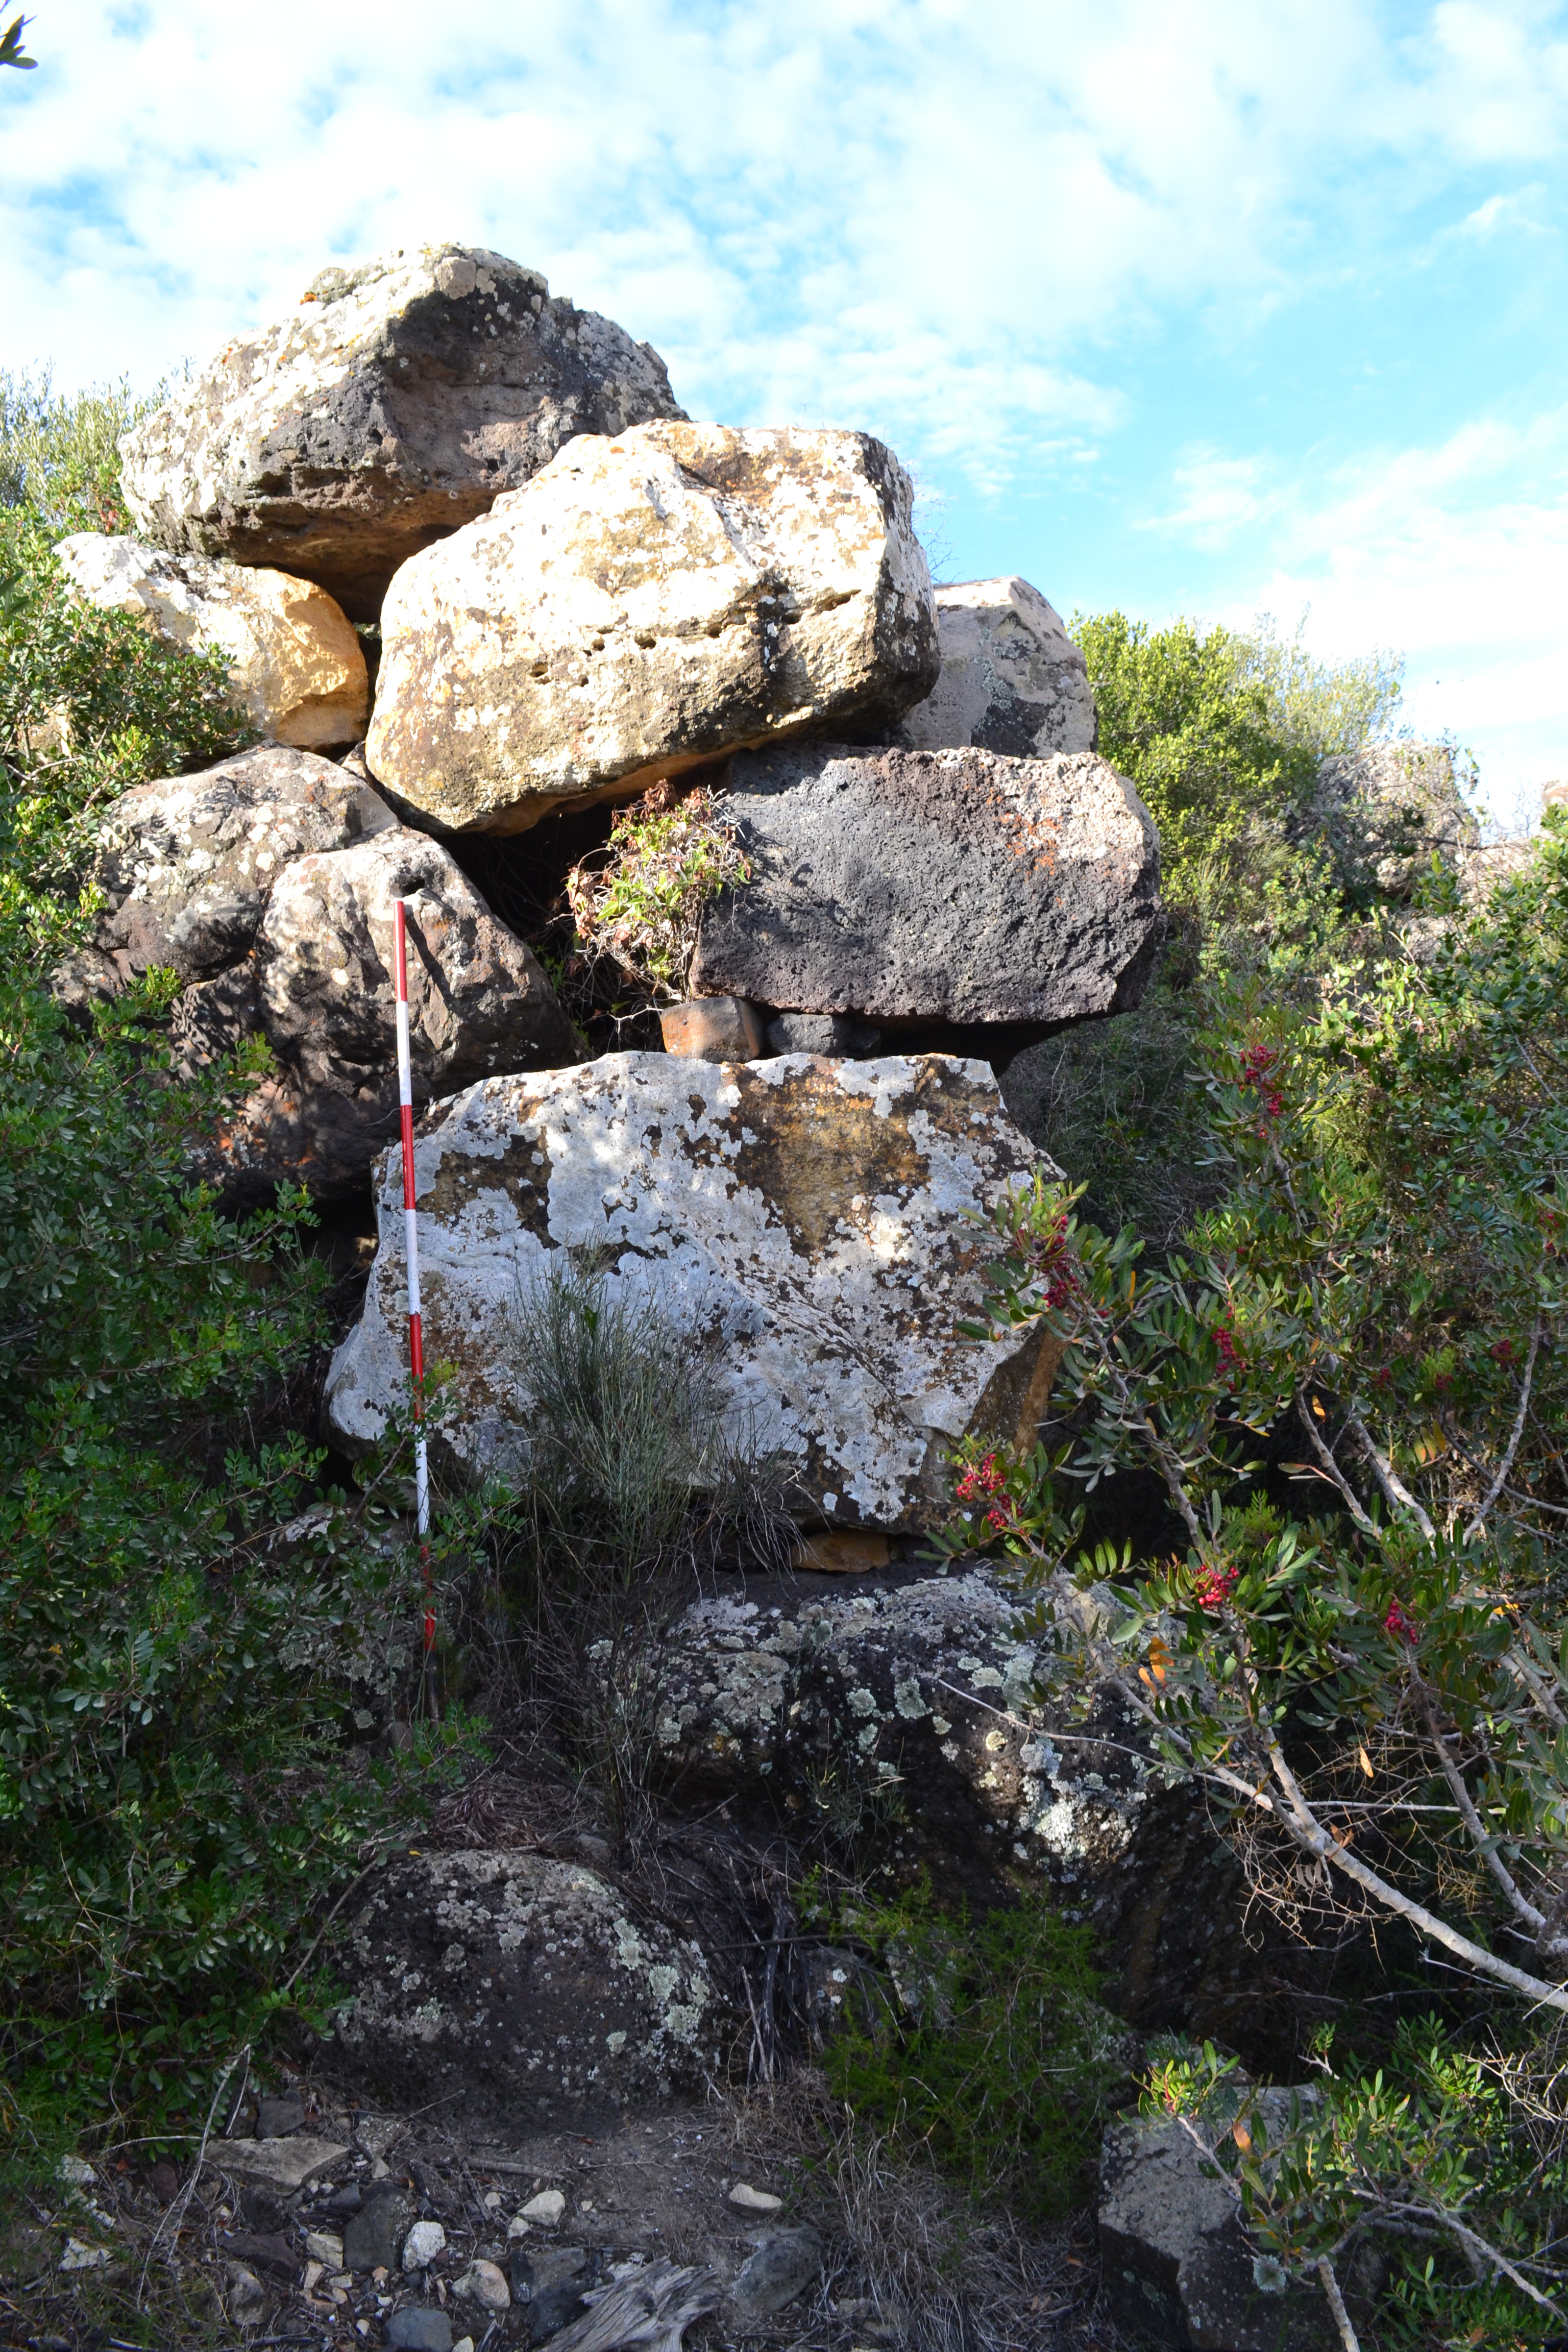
(394, 896, 436, 1667)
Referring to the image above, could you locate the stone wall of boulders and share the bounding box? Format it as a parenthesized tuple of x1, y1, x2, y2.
(54, 236, 1160, 1430)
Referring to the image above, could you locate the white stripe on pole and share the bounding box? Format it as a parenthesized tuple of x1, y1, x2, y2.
(393, 898, 431, 1547)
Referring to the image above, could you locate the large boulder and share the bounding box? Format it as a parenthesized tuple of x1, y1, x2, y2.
(119, 242, 685, 621)
(1309, 739, 1481, 899)
(209, 830, 581, 1202)
(324, 1052, 1061, 1529)
(54, 535, 369, 749)
(896, 578, 1096, 758)
(333, 1850, 732, 2127)
(364, 424, 939, 834)
(90, 745, 398, 979)
(686, 745, 1160, 1026)
(655, 1569, 1158, 1911)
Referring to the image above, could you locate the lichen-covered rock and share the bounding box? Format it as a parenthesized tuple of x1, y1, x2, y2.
(896, 578, 1096, 758)
(1099, 2098, 1340, 2350)
(365, 424, 938, 834)
(655, 1569, 1155, 1908)
(324, 1053, 1059, 1528)
(334, 1851, 731, 2127)
(209, 828, 580, 1202)
(687, 744, 1160, 1025)
(119, 242, 685, 620)
(1310, 739, 1481, 899)
(91, 745, 398, 979)
(54, 534, 368, 749)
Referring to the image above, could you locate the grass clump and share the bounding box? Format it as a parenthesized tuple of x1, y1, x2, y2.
(810, 1879, 1126, 2224)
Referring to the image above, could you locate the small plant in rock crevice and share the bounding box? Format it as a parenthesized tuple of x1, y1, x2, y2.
(562, 776, 750, 1009)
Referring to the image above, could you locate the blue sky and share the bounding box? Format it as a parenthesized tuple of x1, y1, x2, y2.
(4, 0, 1566, 826)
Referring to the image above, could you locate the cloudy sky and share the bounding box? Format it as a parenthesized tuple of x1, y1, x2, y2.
(4, 0, 1566, 825)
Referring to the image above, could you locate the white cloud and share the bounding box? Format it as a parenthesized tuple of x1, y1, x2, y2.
(3, 0, 1563, 489)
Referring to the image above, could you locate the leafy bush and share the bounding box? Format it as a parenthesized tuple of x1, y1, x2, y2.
(564, 778, 750, 1005)
(810, 1879, 1124, 2223)
(947, 814, 1568, 2334)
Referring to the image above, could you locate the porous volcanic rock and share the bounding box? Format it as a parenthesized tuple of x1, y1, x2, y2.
(211, 828, 580, 1202)
(896, 578, 1096, 758)
(333, 1851, 731, 2127)
(119, 242, 685, 620)
(365, 423, 938, 834)
(687, 744, 1160, 1025)
(90, 745, 398, 979)
(54, 534, 369, 748)
(324, 1052, 1061, 1528)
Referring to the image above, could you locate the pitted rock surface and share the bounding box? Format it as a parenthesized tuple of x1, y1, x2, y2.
(896, 578, 1097, 760)
(324, 1052, 1060, 1528)
(119, 242, 685, 620)
(55, 534, 369, 749)
(656, 1569, 1156, 1906)
(334, 1851, 730, 2126)
(207, 827, 579, 1203)
(365, 423, 938, 834)
(89, 745, 397, 980)
(688, 743, 1160, 1025)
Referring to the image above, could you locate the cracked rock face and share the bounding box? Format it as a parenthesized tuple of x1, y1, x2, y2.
(364, 422, 939, 834)
(335, 1852, 730, 2127)
(895, 578, 1097, 760)
(65, 745, 578, 1204)
(324, 1052, 1059, 1528)
(687, 744, 1161, 1025)
(119, 242, 686, 621)
(656, 1570, 1156, 1907)
(54, 534, 369, 749)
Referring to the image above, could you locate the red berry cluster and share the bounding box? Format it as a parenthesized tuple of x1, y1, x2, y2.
(1192, 1563, 1240, 1612)
(1239, 1042, 1285, 1133)
(1024, 1214, 1081, 1310)
(1214, 1315, 1247, 1377)
(1383, 1600, 1419, 1645)
(953, 1452, 1018, 1535)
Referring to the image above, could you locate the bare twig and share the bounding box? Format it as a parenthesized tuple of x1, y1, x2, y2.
(1317, 2254, 1362, 2351)
(1468, 1313, 1545, 1540)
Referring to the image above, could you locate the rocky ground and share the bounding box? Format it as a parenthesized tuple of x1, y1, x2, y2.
(5, 2076, 1141, 2352)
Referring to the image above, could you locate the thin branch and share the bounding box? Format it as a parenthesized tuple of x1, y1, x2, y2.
(1344, 1411, 1438, 1542)
(1317, 2256, 1362, 2352)
(1418, 1694, 1558, 1947)
(1296, 1390, 1378, 1536)
(1467, 1313, 1544, 1540)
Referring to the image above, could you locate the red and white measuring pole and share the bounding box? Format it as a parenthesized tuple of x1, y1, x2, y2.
(393, 899, 434, 1668)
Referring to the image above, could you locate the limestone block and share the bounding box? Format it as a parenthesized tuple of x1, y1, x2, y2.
(55, 534, 368, 748)
(688, 744, 1161, 1025)
(897, 578, 1096, 757)
(324, 1052, 1060, 1529)
(365, 423, 939, 834)
(119, 242, 685, 619)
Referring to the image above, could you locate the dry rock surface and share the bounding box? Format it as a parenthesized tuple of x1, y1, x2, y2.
(335, 1851, 730, 2126)
(688, 743, 1161, 1026)
(896, 576, 1097, 758)
(365, 422, 938, 833)
(61, 745, 577, 1202)
(119, 241, 685, 619)
(54, 532, 369, 747)
(325, 1051, 1061, 1527)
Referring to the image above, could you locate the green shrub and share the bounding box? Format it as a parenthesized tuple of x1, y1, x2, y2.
(812, 1880, 1125, 2222)
(564, 779, 750, 1004)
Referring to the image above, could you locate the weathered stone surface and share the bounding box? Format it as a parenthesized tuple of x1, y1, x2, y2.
(765, 1012, 881, 1056)
(204, 828, 579, 1203)
(332, 1851, 731, 2127)
(55, 534, 369, 748)
(688, 744, 1160, 1025)
(1099, 2100, 1336, 2350)
(119, 243, 684, 621)
(896, 578, 1096, 758)
(1309, 739, 1481, 899)
(323, 1053, 1061, 1530)
(91, 745, 397, 979)
(655, 1569, 1156, 1908)
(213, 2135, 348, 2193)
(366, 423, 939, 834)
(729, 2228, 824, 2316)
